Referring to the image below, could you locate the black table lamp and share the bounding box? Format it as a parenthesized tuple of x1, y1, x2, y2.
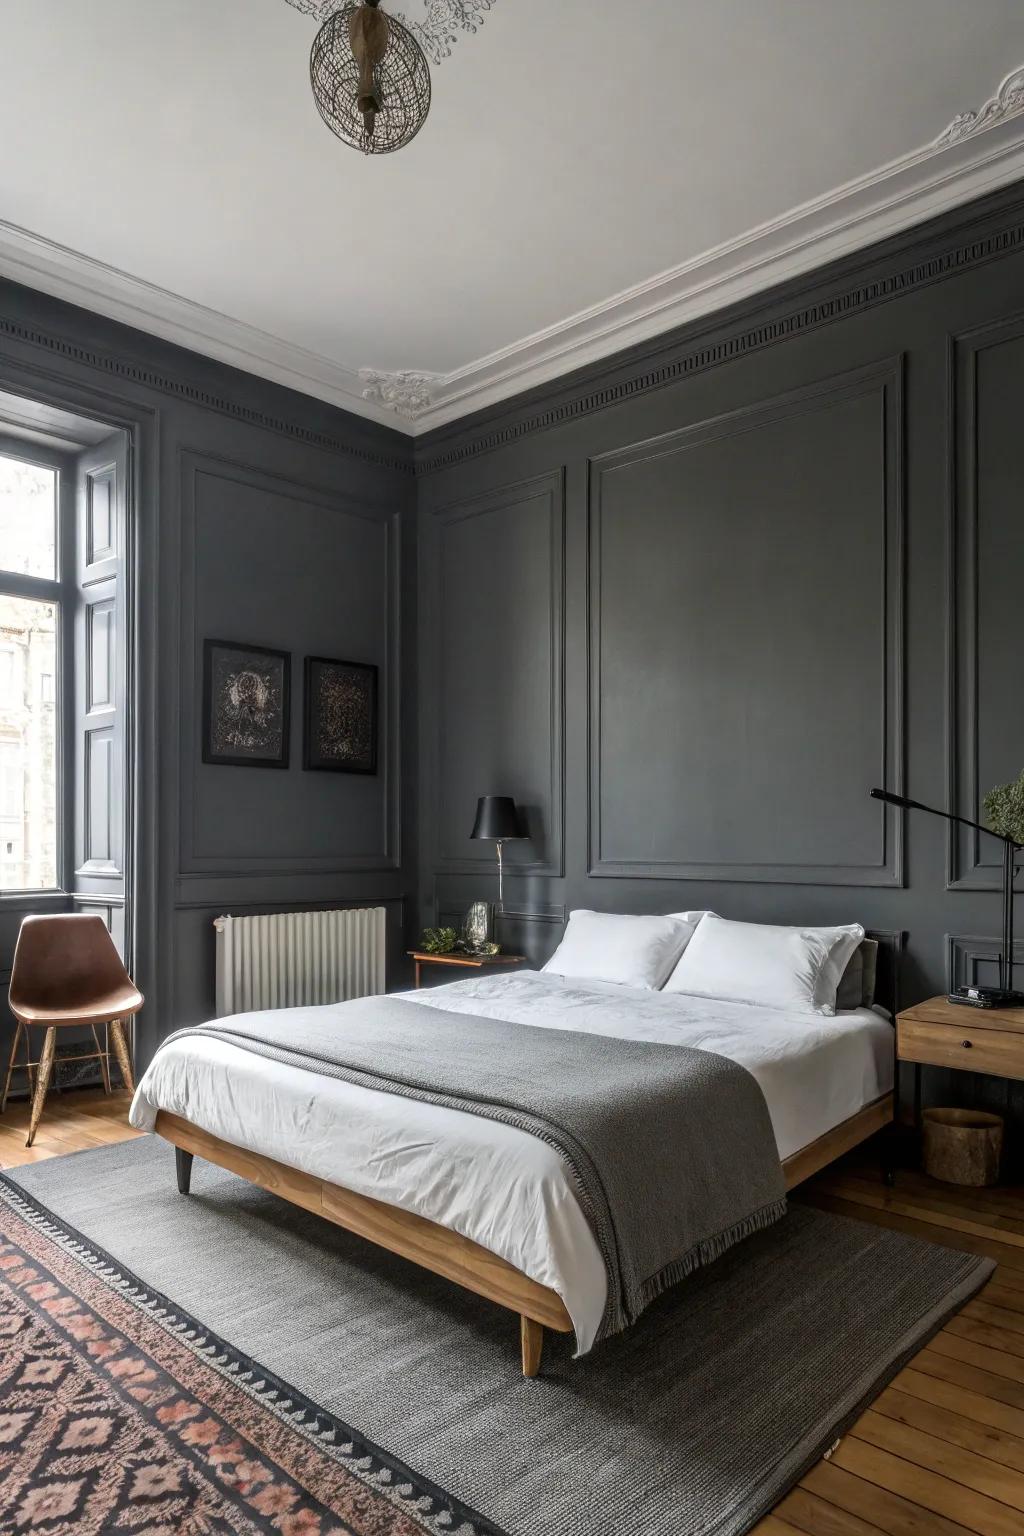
(470, 795, 524, 908)
(871, 787, 1024, 1008)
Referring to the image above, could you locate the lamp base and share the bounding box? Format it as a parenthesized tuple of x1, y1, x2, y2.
(948, 984, 1024, 1010)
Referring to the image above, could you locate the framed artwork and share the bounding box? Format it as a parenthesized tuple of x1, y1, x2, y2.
(202, 639, 290, 768)
(303, 656, 378, 774)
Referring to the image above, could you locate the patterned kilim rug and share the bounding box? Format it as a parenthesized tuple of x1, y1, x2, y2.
(0, 1169, 498, 1535)
(1, 1141, 996, 1536)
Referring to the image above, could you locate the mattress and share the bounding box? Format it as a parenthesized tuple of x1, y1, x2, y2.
(130, 970, 894, 1351)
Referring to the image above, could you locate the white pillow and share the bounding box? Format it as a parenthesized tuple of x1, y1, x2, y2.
(543, 910, 695, 990)
(662, 914, 865, 1016)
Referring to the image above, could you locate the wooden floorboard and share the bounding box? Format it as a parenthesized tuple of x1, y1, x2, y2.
(0, 1087, 139, 1168)
(0, 1094, 1021, 1534)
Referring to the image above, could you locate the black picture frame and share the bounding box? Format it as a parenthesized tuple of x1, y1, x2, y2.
(202, 639, 291, 769)
(303, 655, 378, 774)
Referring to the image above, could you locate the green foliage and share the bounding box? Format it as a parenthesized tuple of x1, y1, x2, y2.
(420, 925, 458, 955)
(984, 769, 1024, 844)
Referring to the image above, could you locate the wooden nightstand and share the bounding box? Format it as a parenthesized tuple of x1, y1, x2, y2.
(407, 951, 526, 989)
(897, 994, 1024, 1127)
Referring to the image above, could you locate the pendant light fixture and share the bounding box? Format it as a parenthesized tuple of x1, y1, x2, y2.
(310, 0, 431, 154)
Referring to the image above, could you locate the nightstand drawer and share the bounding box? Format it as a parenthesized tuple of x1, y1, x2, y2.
(898, 1018, 1024, 1081)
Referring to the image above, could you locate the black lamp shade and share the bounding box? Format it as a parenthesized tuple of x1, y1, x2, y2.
(470, 795, 523, 842)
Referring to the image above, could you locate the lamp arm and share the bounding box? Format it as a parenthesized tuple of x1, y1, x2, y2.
(869, 787, 1021, 848)
(871, 786, 1020, 992)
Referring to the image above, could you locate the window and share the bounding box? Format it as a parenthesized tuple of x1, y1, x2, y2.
(0, 452, 60, 892)
(0, 456, 56, 579)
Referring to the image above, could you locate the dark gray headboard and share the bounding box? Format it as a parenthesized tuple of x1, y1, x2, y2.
(866, 930, 906, 1017)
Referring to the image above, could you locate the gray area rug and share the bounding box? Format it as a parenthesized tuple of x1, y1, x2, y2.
(7, 1137, 993, 1536)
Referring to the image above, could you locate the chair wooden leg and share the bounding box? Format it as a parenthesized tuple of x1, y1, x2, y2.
(108, 1018, 135, 1093)
(2, 1021, 23, 1114)
(521, 1315, 544, 1378)
(92, 1024, 111, 1094)
(26, 1027, 56, 1147)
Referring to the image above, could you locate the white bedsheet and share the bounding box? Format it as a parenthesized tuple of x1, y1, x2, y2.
(129, 971, 894, 1351)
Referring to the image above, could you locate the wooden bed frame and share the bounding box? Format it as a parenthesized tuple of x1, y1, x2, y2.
(154, 1090, 894, 1378)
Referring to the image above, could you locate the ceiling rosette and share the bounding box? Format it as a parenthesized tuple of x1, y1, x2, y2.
(283, 0, 497, 64)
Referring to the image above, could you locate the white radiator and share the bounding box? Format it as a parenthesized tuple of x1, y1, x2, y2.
(214, 907, 386, 1017)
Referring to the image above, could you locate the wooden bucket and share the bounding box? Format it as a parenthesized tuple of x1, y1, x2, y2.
(922, 1107, 1004, 1187)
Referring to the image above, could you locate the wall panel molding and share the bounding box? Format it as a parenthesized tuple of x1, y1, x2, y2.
(946, 311, 1024, 891)
(425, 469, 566, 880)
(947, 931, 1024, 991)
(175, 890, 407, 916)
(587, 357, 905, 884)
(174, 871, 408, 906)
(177, 447, 401, 878)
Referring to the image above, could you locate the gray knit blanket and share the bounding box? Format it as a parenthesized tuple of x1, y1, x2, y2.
(166, 996, 787, 1348)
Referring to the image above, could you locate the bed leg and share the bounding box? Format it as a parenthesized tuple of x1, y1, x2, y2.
(521, 1315, 544, 1378)
(175, 1147, 194, 1195)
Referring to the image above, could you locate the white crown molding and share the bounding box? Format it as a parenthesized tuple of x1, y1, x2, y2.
(409, 62, 1024, 430)
(0, 221, 405, 432)
(2, 63, 1024, 438)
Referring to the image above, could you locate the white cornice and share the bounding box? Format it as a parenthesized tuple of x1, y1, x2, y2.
(408, 63, 1024, 430)
(3, 63, 1024, 437)
(0, 221, 403, 431)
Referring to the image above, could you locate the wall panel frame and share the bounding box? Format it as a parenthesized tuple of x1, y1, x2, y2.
(177, 447, 401, 880)
(946, 313, 1024, 891)
(423, 469, 566, 880)
(587, 357, 905, 884)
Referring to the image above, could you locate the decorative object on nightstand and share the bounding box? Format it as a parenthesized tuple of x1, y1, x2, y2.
(871, 786, 1024, 1007)
(419, 926, 459, 955)
(407, 949, 526, 989)
(461, 901, 498, 955)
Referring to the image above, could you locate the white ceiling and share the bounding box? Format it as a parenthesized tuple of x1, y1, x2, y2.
(3, 0, 1024, 433)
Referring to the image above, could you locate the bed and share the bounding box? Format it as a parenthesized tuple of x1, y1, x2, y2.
(130, 928, 899, 1377)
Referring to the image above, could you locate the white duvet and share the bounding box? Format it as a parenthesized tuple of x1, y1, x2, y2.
(130, 971, 894, 1351)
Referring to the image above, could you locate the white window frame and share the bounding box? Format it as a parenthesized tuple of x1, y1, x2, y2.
(0, 441, 66, 897)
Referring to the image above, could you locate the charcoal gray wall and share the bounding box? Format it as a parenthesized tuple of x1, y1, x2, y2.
(6, 178, 1024, 1135)
(0, 279, 415, 1070)
(415, 183, 1024, 1133)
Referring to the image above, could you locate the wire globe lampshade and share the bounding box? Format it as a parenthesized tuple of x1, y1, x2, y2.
(311, 2, 431, 155)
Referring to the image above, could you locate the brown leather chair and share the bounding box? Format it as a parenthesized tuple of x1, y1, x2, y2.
(3, 913, 142, 1146)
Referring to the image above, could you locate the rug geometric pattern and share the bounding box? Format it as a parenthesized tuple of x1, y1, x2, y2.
(0, 1175, 499, 1536)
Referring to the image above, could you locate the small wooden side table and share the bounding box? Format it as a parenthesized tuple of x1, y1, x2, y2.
(408, 951, 527, 989)
(896, 994, 1024, 1128)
